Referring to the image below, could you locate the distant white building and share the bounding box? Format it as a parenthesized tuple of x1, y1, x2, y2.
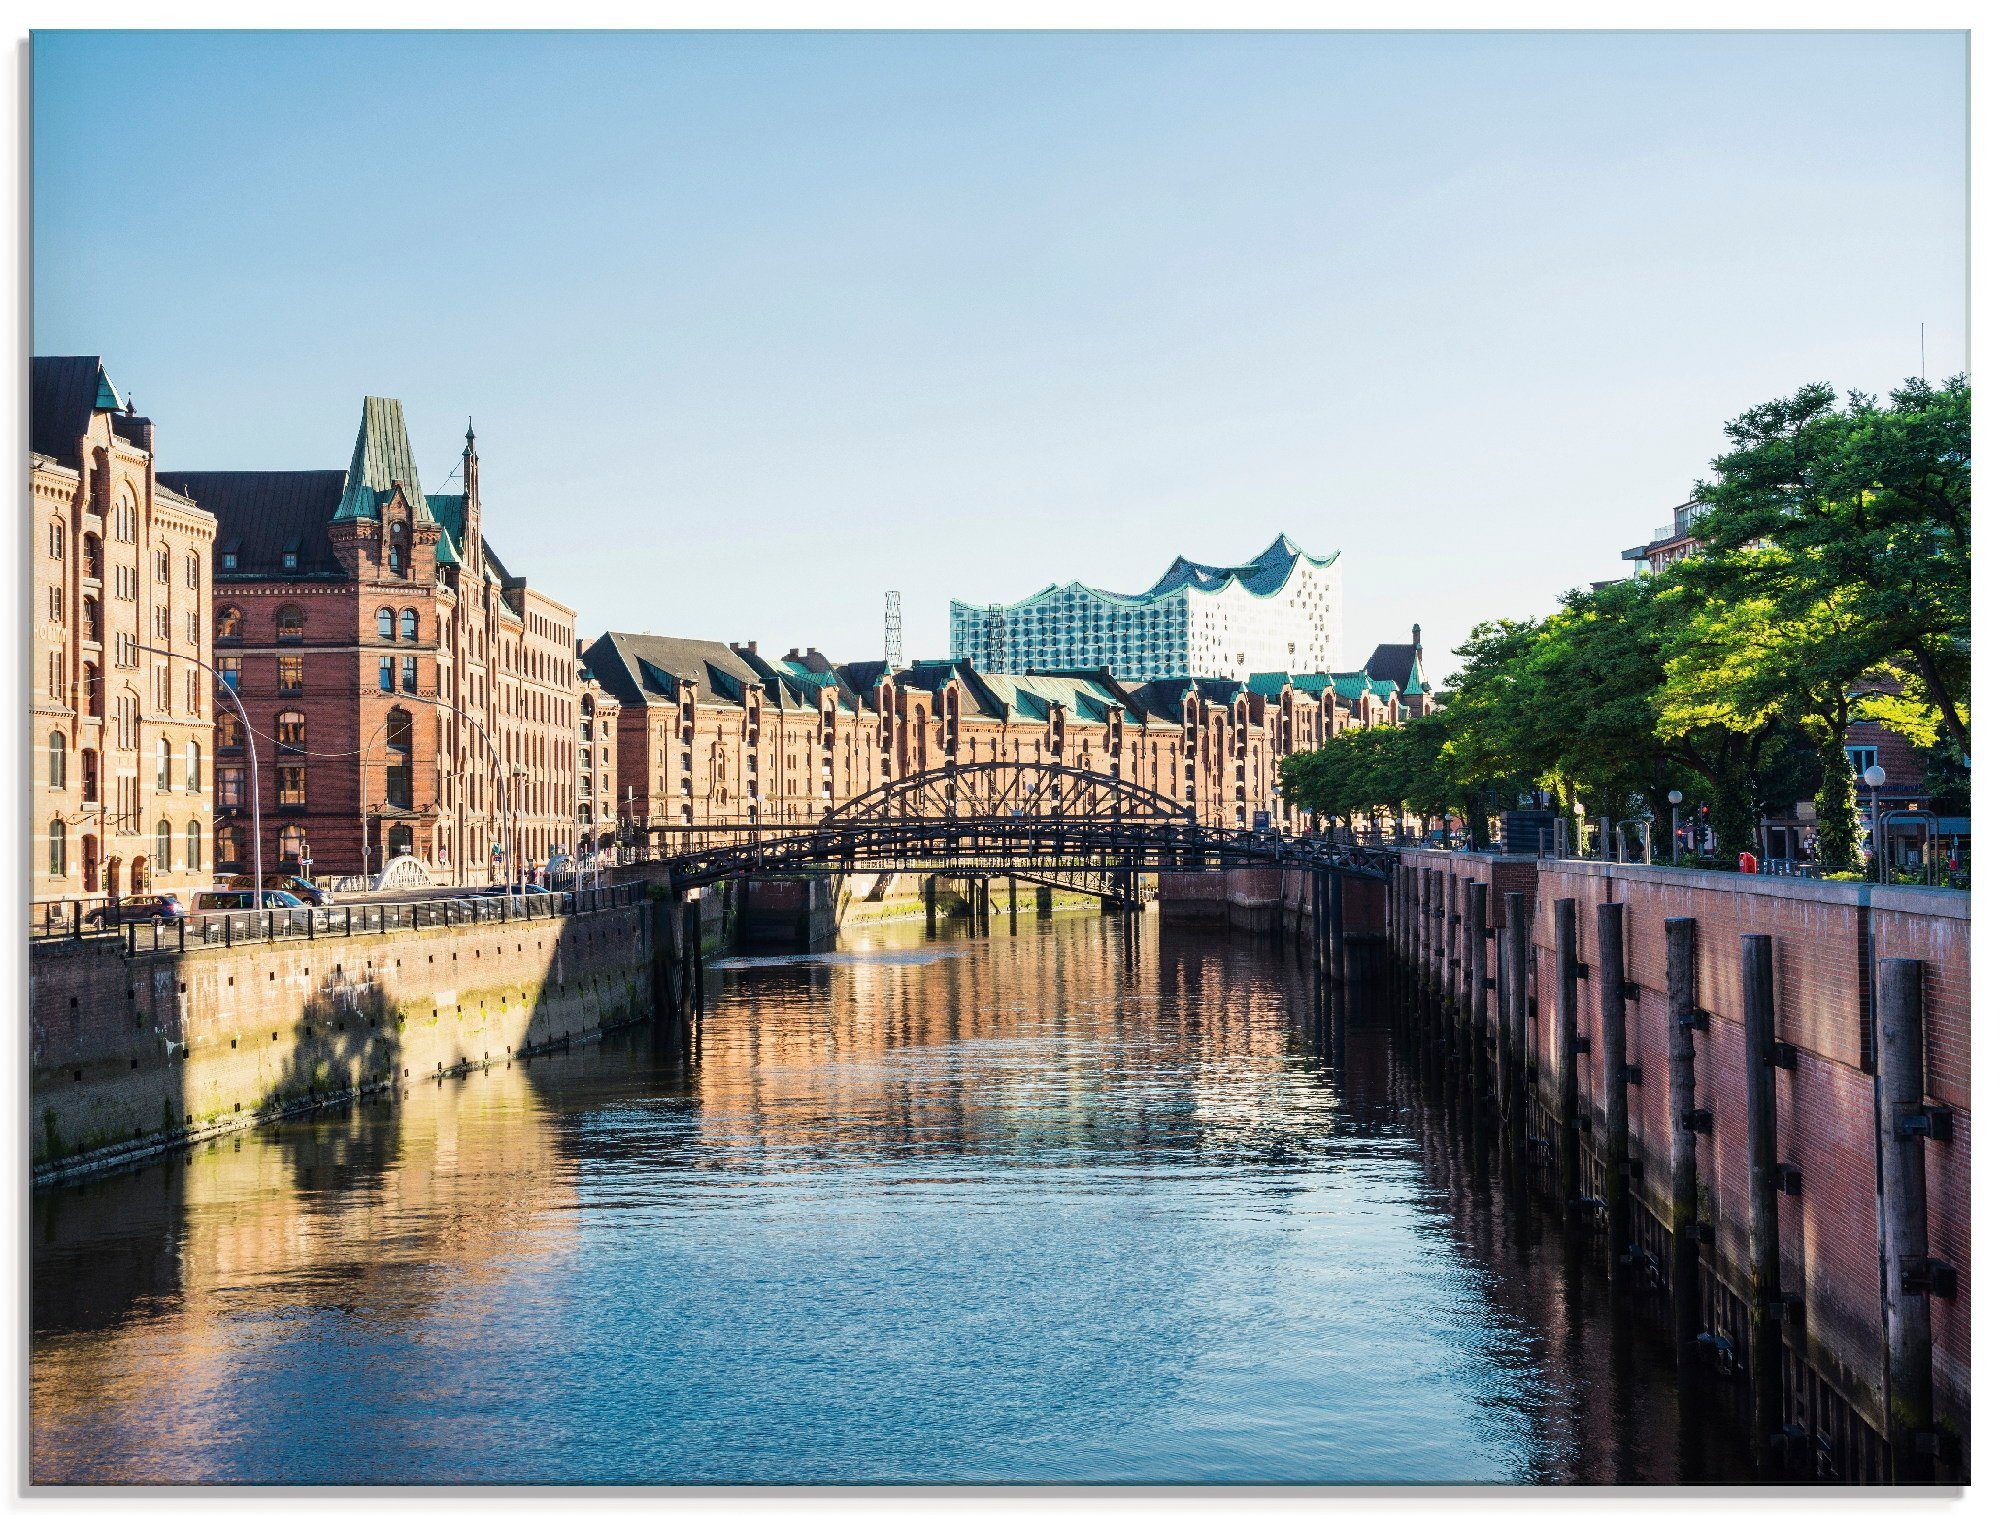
(949, 535, 1342, 682)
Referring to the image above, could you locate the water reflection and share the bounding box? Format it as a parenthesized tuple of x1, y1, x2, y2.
(33, 912, 1754, 1485)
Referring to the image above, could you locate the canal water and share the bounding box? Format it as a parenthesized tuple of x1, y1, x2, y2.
(32, 911, 1758, 1485)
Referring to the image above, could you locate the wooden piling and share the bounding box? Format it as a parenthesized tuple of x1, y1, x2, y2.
(1665, 916, 1702, 1366)
(1327, 870, 1347, 1007)
(1503, 891, 1528, 1133)
(1445, 874, 1462, 1013)
(1598, 901, 1632, 1278)
(1554, 896, 1581, 1205)
(682, 897, 704, 1014)
(1466, 880, 1489, 1091)
(1876, 956, 1937, 1484)
(1740, 933, 1783, 1469)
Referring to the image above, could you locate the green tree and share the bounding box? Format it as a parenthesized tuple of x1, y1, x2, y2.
(1692, 376, 1970, 754)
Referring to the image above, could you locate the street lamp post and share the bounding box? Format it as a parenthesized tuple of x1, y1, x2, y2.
(141, 644, 264, 910)
(1864, 763, 1887, 883)
(1668, 789, 1683, 864)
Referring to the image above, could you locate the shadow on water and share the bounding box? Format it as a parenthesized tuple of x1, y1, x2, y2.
(1313, 948, 1764, 1486)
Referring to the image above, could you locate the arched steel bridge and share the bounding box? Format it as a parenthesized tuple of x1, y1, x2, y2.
(642, 760, 1395, 893)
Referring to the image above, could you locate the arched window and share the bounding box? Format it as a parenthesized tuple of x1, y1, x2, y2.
(377, 607, 396, 639)
(129, 855, 147, 891)
(186, 820, 203, 873)
(82, 663, 102, 718)
(216, 826, 241, 869)
(155, 819, 172, 871)
(278, 824, 306, 865)
(185, 740, 202, 794)
(82, 533, 102, 579)
(387, 823, 413, 857)
(387, 546, 406, 576)
(49, 519, 64, 560)
(218, 709, 244, 750)
(276, 710, 306, 750)
(48, 730, 66, 789)
(82, 833, 99, 892)
(275, 604, 305, 641)
(49, 819, 67, 878)
(156, 737, 172, 792)
(82, 596, 101, 642)
(185, 551, 200, 589)
(154, 546, 170, 583)
(401, 609, 420, 640)
(217, 605, 242, 640)
(386, 707, 413, 753)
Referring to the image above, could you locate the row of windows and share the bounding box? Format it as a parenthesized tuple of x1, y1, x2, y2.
(214, 603, 427, 643)
(45, 820, 207, 878)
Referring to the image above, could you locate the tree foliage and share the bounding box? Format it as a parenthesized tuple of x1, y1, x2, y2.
(1278, 376, 1970, 859)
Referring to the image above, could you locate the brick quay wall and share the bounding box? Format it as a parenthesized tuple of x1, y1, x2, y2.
(1381, 852, 1969, 1482)
(31, 899, 667, 1185)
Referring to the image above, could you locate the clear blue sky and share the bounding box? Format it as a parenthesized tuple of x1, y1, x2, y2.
(33, 30, 1967, 677)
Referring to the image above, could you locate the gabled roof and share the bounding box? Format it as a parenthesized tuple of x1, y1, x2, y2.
(581, 632, 774, 709)
(1363, 629, 1429, 696)
(158, 470, 347, 577)
(30, 355, 123, 466)
(335, 397, 437, 525)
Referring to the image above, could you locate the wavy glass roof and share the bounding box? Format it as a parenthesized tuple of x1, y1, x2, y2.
(962, 534, 1337, 614)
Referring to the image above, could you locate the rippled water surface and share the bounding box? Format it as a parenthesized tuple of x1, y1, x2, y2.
(32, 912, 1753, 1484)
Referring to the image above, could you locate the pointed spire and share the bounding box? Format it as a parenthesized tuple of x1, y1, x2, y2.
(465, 417, 477, 452)
(335, 396, 437, 524)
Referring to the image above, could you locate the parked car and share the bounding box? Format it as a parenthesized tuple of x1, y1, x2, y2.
(222, 873, 328, 905)
(83, 894, 186, 928)
(193, 889, 307, 913)
(479, 883, 552, 896)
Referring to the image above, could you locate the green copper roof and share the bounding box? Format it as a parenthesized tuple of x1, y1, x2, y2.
(424, 493, 465, 565)
(336, 397, 437, 524)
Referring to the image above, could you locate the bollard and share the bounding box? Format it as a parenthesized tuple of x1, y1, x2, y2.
(1598, 901, 1632, 1280)
(1741, 934, 1783, 1471)
(1554, 896, 1581, 1205)
(1876, 957, 1938, 1484)
(1665, 917, 1703, 1367)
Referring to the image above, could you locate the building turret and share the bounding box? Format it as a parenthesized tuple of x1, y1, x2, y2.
(460, 419, 482, 577)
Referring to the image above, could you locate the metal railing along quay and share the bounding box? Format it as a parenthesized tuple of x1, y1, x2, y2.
(30, 883, 648, 957)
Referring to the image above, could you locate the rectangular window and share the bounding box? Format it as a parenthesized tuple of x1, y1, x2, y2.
(1847, 746, 1880, 779)
(218, 767, 246, 808)
(186, 610, 199, 644)
(402, 656, 418, 693)
(279, 655, 304, 692)
(380, 656, 394, 692)
(218, 656, 241, 689)
(277, 766, 307, 807)
(48, 585, 63, 622)
(386, 764, 413, 810)
(221, 550, 238, 571)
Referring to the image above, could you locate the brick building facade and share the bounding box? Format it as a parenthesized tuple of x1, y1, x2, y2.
(160, 400, 578, 888)
(31, 357, 218, 914)
(577, 662, 623, 852)
(579, 631, 1432, 837)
